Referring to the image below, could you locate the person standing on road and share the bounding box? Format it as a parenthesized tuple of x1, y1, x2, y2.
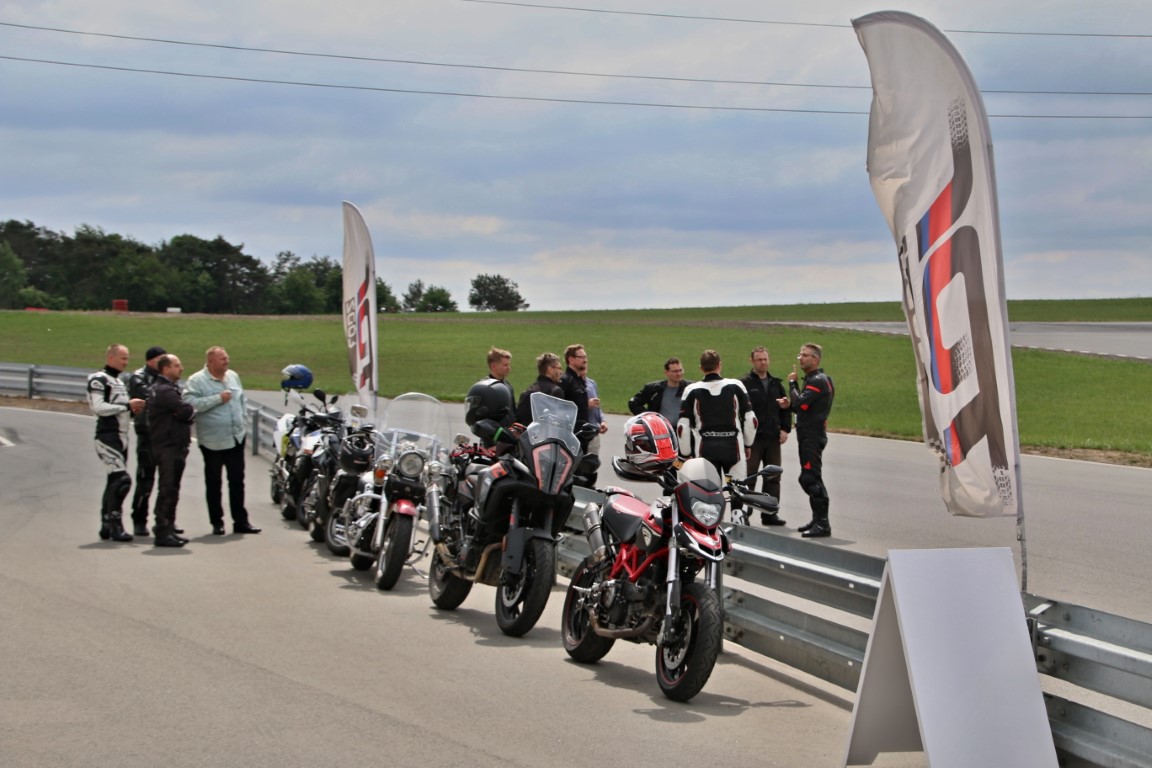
(677, 349, 757, 498)
(185, 347, 260, 536)
(148, 354, 194, 548)
(126, 345, 166, 537)
(628, 357, 691, 426)
(515, 352, 564, 425)
(465, 347, 518, 447)
(777, 343, 835, 538)
(741, 346, 791, 526)
(87, 343, 146, 543)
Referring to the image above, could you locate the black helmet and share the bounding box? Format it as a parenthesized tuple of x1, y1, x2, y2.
(338, 431, 374, 473)
(464, 377, 514, 429)
(280, 364, 313, 390)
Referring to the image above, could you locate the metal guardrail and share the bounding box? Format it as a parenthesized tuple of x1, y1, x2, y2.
(7, 363, 1152, 767)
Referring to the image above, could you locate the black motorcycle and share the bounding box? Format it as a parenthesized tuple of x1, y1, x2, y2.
(274, 389, 344, 523)
(428, 392, 594, 637)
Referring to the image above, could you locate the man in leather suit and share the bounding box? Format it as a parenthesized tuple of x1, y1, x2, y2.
(87, 344, 146, 542)
(777, 343, 835, 538)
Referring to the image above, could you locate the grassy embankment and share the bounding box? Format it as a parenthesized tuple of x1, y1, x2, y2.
(2, 298, 1150, 463)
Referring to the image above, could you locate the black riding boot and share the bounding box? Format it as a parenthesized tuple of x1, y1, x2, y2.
(800, 498, 830, 538)
(103, 512, 134, 542)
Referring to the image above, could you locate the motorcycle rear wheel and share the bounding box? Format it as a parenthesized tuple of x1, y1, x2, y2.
(429, 550, 472, 609)
(374, 514, 413, 591)
(561, 556, 616, 663)
(495, 537, 555, 638)
(655, 581, 722, 702)
(325, 504, 351, 557)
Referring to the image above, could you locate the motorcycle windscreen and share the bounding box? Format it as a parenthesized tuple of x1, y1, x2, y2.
(529, 442, 576, 496)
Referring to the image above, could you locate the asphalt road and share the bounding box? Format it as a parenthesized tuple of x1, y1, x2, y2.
(2, 404, 1149, 767)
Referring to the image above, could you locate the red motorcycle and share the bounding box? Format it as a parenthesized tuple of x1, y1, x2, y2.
(560, 412, 778, 701)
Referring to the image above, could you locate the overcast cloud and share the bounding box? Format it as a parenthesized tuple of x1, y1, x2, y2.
(2, 0, 1150, 310)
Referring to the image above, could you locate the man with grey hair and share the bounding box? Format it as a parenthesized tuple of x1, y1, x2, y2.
(186, 346, 260, 535)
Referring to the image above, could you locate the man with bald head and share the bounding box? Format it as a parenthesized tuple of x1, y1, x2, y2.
(86, 344, 146, 542)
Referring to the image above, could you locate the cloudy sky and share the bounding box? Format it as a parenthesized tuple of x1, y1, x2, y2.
(2, 0, 1151, 310)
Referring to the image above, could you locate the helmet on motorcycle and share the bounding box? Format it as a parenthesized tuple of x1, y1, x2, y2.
(464, 377, 514, 429)
(280, 364, 313, 390)
(623, 412, 678, 474)
(338, 431, 374, 473)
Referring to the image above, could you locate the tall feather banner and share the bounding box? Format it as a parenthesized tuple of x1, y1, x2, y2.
(854, 12, 1022, 525)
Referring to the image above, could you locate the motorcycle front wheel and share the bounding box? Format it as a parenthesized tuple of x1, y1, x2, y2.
(429, 550, 472, 609)
(495, 537, 555, 638)
(296, 476, 318, 530)
(373, 514, 413, 591)
(269, 469, 282, 504)
(325, 504, 351, 557)
(655, 581, 723, 702)
(561, 556, 616, 663)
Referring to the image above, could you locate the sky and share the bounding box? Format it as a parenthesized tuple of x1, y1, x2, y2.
(2, 0, 1151, 311)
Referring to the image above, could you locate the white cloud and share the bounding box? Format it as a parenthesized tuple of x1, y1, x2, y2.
(3, 0, 1151, 309)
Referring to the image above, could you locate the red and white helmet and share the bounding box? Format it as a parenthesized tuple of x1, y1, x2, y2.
(623, 412, 679, 474)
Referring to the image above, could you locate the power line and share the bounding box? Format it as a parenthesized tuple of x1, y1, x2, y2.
(458, 0, 1152, 38)
(5, 54, 1152, 119)
(4, 21, 1151, 97)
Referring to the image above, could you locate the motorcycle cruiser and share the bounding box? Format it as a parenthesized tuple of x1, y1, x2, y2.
(428, 391, 595, 637)
(560, 412, 782, 702)
(340, 393, 448, 589)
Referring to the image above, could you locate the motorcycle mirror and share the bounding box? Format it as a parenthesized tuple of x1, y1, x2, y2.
(313, 388, 327, 401)
(350, 404, 369, 419)
(329, 394, 340, 404)
(453, 433, 471, 446)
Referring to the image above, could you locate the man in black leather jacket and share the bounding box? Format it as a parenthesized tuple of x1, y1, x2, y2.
(148, 355, 195, 547)
(126, 345, 165, 537)
(740, 346, 791, 522)
(778, 343, 835, 538)
(627, 357, 690, 426)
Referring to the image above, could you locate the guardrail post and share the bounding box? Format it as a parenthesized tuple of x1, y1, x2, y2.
(27, 366, 35, 398)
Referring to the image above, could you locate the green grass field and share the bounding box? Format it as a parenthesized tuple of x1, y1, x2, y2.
(2, 299, 1150, 460)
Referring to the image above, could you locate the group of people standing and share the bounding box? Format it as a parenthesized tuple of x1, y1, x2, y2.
(464, 341, 835, 538)
(87, 344, 261, 548)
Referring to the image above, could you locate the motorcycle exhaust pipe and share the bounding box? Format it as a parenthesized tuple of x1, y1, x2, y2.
(583, 504, 608, 564)
(589, 612, 655, 640)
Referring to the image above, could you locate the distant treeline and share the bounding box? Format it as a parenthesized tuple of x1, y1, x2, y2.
(0, 218, 405, 315)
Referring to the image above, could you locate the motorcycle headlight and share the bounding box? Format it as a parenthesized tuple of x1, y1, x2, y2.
(397, 451, 425, 478)
(373, 453, 393, 482)
(690, 499, 723, 527)
(427, 460, 443, 480)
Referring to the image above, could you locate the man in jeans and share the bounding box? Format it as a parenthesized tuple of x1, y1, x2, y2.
(185, 347, 261, 535)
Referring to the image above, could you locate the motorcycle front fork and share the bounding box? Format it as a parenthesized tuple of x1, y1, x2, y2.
(660, 550, 718, 645)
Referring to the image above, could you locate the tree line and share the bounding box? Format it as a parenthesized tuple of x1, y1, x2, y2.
(0, 219, 528, 314)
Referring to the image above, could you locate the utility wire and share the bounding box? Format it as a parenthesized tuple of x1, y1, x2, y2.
(5, 54, 1152, 119)
(458, 0, 1152, 38)
(2, 21, 1150, 97)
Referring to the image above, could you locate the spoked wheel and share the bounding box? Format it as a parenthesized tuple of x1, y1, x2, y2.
(495, 537, 555, 637)
(429, 549, 472, 609)
(655, 581, 723, 702)
(373, 514, 413, 591)
(561, 556, 616, 663)
(325, 503, 351, 557)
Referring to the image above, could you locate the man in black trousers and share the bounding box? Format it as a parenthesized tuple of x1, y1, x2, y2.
(148, 354, 195, 548)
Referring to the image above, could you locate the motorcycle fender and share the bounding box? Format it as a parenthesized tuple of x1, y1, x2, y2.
(500, 526, 553, 576)
(393, 499, 418, 517)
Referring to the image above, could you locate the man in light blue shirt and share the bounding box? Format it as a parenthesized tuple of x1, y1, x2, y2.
(185, 347, 260, 535)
